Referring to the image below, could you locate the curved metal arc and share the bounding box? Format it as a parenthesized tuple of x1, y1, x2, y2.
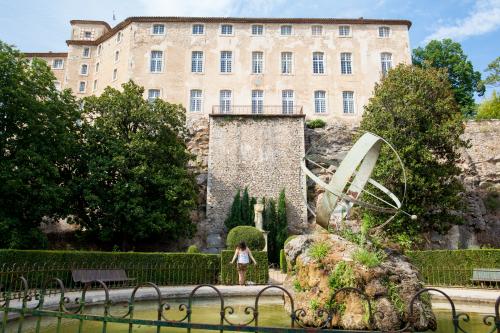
(254, 285, 296, 328)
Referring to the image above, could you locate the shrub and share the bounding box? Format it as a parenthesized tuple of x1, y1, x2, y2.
(328, 261, 356, 291)
(306, 119, 327, 129)
(309, 242, 330, 261)
(352, 248, 384, 268)
(0, 250, 220, 290)
(220, 250, 268, 284)
(407, 249, 500, 286)
(280, 249, 287, 273)
(226, 226, 265, 251)
(186, 245, 200, 253)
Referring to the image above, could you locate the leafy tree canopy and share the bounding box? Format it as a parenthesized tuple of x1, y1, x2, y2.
(73, 81, 197, 250)
(0, 41, 81, 248)
(476, 91, 500, 120)
(483, 56, 500, 87)
(360, 64, 467, 238)
(413, 39, 485, 117)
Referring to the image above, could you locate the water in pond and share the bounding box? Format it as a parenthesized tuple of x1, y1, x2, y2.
(5, 296, 492, 333)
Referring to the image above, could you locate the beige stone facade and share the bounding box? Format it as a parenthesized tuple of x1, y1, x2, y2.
(24, 16, 411, 123)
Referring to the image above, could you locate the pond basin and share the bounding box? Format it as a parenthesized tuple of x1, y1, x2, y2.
(4, 296, 493, 332)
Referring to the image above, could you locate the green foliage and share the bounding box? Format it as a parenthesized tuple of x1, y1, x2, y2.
(224, 187, 255, 230)
(71, 81, 196, 250)
(309, 242, 330, 261)
(0, 42, 81, 249)
(306, 119, 327, 129)
(387, 282, 405, 315)
(476, 91, 500, 120)
(0, 250, 220, 288)
(186, 245, 200, 253)
(284, 235, 297, 246)
(360, 64, 466, 237)
(276, 190, 288, 254)
(263, 190, 288, 265)
(293, 279, 303, 292)
(279, 249, 287, 273)
(225, 190, 242, 230)
(328, 261, 356, 291)
(352, 248, 384, 268)
(484, 189, 500, 212)
(220, 250, 268, 284)
(309, 298, 320, 311)
(407, 249, 500, 286)
(226, 226, 265, 251)
(413, 39, 485, 117)
(483, 56, 500, 87)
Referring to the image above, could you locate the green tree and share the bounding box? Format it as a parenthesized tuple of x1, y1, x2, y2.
(263, 198, 278, 264)
(360, 64, 466, 237)
(484, 56, 500, 87)
(476, 91, 500, 120)
(225, 190, 242, 230)
(0, 42, 81, 248)
(241, 187, 251, 226)
(274, 190, 288, 263)
(413, 39, 485, 117)
(73, 81, 197, 250)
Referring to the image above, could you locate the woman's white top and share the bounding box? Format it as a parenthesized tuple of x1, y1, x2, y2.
(237, 249, 250, 264)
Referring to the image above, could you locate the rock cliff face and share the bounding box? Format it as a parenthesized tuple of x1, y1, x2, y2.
(283, 234, 436, 331)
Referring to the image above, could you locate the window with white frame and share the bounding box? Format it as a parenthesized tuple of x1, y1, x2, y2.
(342, 91, 354, 114)
(221, 24, 233, 35)
(379, 26, 390, 37)
(220, 90, 232, 113)
(191, 51, 203, 73)
(281, 52, 292, 74)
(84, 31, 92, 39)
(190, 89, 202, 112)
(80, 64, 88, 75)
(312, 25, 323, 36)
(114, 50, 120, 62)
(281, 25, 292, 35)
(116, 31, 122, 43)
(52, 59, 64, 69)
(93, 80, 97, 91)
(150, 51, 163, 72)
(314, 90, 326, 113)
(192, 24, 204, 35)
(82, 47, 90, 58)
(381, 52, 392, 76)
(95, 62, 99, 73)
(251, 90, 264, 114)
(152, 24, 165, 35)
(97, 45, 102, 55)
(252, 51, 263, 74)
(251, 24, 263, 35)
(112, 68, 117, 81)
(148, 89, 160, 102)
(54, 81, 61, 91)
(282, 90, 294, 114)
(339, 25, 351, 37)
(341, 52, 352, 74)
(78, 81, 86, 93)
(220, 51, 232, 73)
(313, 52, 325, 74)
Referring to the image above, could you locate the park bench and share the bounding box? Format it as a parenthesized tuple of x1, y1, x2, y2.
(71, 269, 135, 284)
(471, 268, 500, 286)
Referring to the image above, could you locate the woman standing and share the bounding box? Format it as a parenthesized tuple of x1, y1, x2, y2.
(230, 241, 257, 285)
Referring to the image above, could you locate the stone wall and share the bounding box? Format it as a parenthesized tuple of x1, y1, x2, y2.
(205, 115, 308, 252)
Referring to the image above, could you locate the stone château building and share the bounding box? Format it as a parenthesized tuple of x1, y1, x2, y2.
(24, 16, 412, 123)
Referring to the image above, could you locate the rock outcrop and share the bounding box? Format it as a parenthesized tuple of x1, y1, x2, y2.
(283, 234, 436, 331)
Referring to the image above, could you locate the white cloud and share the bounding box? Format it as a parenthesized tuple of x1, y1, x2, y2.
(137, 0, 285, 17)
(424, 0, 500, 43)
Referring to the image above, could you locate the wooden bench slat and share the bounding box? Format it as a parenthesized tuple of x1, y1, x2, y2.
(71, 269, 135, 283)
(471, 268, 500, 283)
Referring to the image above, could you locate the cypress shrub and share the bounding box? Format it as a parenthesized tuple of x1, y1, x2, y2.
(226, 226, 265, 251)
(280, 249, 287, 273)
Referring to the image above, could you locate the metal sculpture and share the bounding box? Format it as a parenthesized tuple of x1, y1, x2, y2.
(301, 132, 416, 231)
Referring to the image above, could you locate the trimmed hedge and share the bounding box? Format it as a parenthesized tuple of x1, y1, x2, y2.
(226, 226, 265, 251)
(220, 250, 268, 284)
(407, 249, 500, 286)
(0, 250, 220, 290)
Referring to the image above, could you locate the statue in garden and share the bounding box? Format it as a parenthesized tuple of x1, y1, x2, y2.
(254, 198, 264, 231)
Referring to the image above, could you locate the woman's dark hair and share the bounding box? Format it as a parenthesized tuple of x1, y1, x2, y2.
(238, 241, 247, 250)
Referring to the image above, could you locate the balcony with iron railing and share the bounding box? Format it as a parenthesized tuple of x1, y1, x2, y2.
(211, 105, 303, 115)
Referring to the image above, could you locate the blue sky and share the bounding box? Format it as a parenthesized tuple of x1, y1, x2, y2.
(0, 0, 498, 97)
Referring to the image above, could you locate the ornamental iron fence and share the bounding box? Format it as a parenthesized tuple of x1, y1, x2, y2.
(0, 277, 499, 333)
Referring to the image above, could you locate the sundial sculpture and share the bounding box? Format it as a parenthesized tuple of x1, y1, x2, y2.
(301, 132, 416, 232)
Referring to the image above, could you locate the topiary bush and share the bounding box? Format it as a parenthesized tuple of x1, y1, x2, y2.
(226, 226, 265, 251)
(186, 245, 200, 253)
(306, 119, 327, 129)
